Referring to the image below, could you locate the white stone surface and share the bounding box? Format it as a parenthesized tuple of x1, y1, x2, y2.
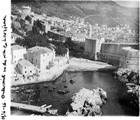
(66, 88, 107, 116)
(67, 57, 116, 71)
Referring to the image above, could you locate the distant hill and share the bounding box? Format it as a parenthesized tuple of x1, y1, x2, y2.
(11, 0, 139, 31)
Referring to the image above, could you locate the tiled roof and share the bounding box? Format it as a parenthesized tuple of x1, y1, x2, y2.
(27, 46, 52, 55)
(18, 59, 34, 67)
(11, 45, 25, 51)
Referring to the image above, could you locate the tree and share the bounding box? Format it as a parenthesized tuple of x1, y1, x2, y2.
(15, 38, 24, 46)
(12, 21, 21, 30)
(23, 24, 32, 32)
(19, 19, 25, 28)
(64, 37, 75, 50)
(55, 43, 67, 55)
(22, 33, 50, 48)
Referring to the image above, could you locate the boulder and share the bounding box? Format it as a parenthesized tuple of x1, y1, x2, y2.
(66, 88, 107, 116)
(64, 85, 67, 88)
(97, 88, 107, 100)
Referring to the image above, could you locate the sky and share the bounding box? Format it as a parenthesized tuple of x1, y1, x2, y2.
(112, 0, 139, 8)
(11, 0, 139, 8)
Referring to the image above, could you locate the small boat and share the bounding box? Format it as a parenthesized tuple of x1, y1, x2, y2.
(41, 104, 58, 115)
(41, 104, 52, 109)
(45, 105, 52, 109)
(64, 85, 67, 88)
(57, 90, 69, 94)
(41, 104, 47, 109)
(48, 109, 58, 115)
(70, 79, 75, 84)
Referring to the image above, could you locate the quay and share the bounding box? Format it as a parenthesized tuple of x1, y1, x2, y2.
(11, 102, 47, 113)
(11, 63, 69, 86)
(11, 58, 116, 86)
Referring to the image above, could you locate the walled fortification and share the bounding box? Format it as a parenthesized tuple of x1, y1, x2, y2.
(97, 43, 139, 70)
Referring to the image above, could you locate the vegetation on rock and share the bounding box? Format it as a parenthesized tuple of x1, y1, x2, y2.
(66, 88, 107, 116)
(114, 68, 139, 111)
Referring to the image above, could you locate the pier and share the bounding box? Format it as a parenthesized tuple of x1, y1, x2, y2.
(11, 102, 47, 113)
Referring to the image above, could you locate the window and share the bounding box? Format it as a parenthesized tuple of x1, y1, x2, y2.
(30, 71, 32, 73)
(25, 67, 26, 69)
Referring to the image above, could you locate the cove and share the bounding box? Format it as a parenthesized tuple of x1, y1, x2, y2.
(11, 71, 138, 116)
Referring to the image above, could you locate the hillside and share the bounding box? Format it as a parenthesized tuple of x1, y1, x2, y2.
(12, 0, 139, 31)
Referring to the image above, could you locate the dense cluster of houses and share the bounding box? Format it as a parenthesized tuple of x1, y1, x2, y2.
(90, 24, 135, 42)
(11, 5, 135, 45)
(11, 5, 136, 79)
(11, 6, 71, 82)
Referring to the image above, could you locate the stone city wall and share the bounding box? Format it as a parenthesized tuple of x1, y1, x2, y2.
(119, 47, 139, 70)
(97, 43, 139, 70)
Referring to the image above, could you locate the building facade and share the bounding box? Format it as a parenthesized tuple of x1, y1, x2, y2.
(72, 33, 87, 42)
(17, 59, 36, 76)
(34, 20, 51, 34)
(11, 33, 23, 45)
(84, 38, 105, 60)
(11, 45, 26, 64)
(27, 46, 55, 70)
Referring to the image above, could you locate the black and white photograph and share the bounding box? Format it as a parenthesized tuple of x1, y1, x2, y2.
(0, 0, 139, 119)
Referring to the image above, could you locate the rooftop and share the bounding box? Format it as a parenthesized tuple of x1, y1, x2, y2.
(11, 33, 23, 39)
(73, 33, 87, 39)
(33, 13, 46, 21)
(22, 6, 31, 9)
(27, 46, 52, 55)
(11, 45, 25, 51)
(54, 56, 63, 61)
(18, 59, 34, 67)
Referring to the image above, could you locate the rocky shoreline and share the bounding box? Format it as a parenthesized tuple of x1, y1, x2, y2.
(114, 68, 139, 113)
(66, 88, 107, 116)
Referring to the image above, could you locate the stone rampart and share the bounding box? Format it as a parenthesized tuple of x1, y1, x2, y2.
(97, 43, 139, 70)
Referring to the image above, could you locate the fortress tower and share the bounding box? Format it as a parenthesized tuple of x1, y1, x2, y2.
(21, 6, 31, 19)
